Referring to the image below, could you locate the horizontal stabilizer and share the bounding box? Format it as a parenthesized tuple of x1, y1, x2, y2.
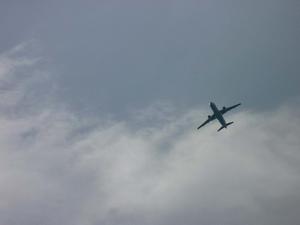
(226, 122, 234, 126)
(217, 122, 234, 132)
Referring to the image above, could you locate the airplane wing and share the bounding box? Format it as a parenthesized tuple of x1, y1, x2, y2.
(197, 114, 216, 129)
(220, 103, 241, 115)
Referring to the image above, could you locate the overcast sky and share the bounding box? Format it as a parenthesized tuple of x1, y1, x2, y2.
(1, 0, 300, 116)
(0, 1, 300, 225)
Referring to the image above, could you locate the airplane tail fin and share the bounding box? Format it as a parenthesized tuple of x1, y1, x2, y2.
(217, 122, 234, 132)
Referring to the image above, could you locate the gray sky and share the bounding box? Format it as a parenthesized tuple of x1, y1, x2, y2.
(1, 1, 300, 225)
(1, 0, 300, 116)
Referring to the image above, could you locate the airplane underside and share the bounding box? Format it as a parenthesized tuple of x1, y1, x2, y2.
(197, 102, 241, 131)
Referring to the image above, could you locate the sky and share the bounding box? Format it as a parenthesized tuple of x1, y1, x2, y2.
(0, 1, 300, 225)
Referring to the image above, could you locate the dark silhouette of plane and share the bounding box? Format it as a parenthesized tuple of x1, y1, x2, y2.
(197, 102, 241, 131)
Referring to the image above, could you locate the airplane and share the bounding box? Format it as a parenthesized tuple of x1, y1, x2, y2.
(197, 102, 241, 131)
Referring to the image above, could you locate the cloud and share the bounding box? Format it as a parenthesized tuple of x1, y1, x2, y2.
(0, 45, 300, 225)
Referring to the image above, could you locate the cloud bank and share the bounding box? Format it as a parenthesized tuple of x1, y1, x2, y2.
(0, 45, 300, 225)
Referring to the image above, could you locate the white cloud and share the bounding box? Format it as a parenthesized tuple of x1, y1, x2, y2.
(0, 45, 300, 225)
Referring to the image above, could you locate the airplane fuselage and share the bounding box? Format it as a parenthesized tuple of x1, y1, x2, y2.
(210, 102, 227, 127)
